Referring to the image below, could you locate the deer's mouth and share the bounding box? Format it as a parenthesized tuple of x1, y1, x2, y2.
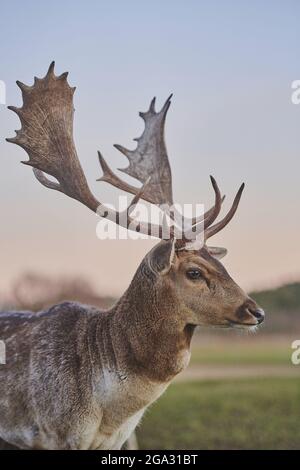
(225, 318, 262, 330)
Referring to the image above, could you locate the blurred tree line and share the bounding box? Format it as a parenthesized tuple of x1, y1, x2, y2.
(1, 273, 115, 312)
(251, 283, 300, 333)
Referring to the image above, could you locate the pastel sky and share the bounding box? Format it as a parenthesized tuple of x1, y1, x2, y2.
(0, 0, 300, 297)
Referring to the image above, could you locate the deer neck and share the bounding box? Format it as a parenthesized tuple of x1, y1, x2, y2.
(108, 271, 195, 384)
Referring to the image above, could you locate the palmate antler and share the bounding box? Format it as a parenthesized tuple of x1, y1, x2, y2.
(107, 95, 173, 206)
(97, 93, 223, 225)
(7, 62, 244, 245)
(6, 62, 162, 237)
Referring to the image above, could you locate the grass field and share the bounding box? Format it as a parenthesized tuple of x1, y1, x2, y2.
(137, 377, 300, 449)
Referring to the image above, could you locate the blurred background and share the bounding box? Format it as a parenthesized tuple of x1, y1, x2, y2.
(0, 0, 300, 449)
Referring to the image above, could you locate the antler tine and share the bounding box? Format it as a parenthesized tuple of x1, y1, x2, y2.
(176, 176, 223, 242)
(169, 194, 225, 234)
(205, 183, 245, 240)
(97, 151, 139, 195)
(203, 176, 222, 229)
(202, 194, 225, 225)
(33, 169, 63, 192)
(47, 60, 56, 76)
(97, 151, 157, 204)
(182, 179, 244, 244)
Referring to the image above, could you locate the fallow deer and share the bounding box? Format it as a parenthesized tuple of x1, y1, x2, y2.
(0, 62, 265, 450)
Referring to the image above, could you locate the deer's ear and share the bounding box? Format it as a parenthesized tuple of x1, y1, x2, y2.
(207, 246, 228, 260)
(148, 239, 176, 274)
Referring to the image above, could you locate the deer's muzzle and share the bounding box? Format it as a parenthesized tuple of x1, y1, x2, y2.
(228, 299, 265, 327)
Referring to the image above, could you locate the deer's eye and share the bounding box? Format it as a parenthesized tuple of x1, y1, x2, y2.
(186, 268, 203, 280)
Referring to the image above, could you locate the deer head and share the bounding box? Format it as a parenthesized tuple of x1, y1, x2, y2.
(7, 62, 264, 331)
(133, 240, 264, 331)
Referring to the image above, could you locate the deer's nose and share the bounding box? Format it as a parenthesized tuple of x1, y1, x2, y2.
(247, 307, 265, 324)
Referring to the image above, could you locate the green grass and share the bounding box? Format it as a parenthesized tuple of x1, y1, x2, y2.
(137, 378, 300, 449)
